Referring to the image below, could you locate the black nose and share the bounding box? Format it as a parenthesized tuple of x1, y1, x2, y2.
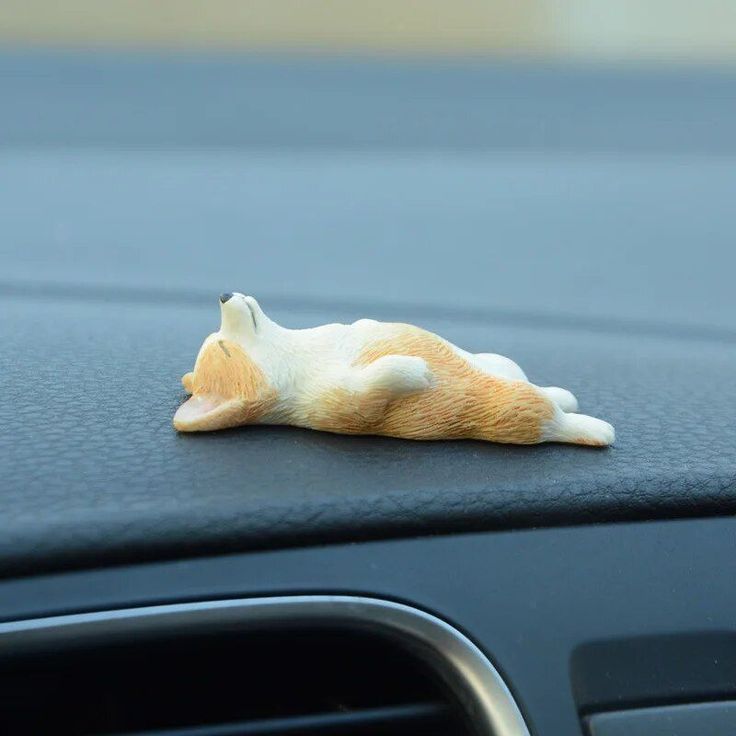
(219, 292, 233, 304)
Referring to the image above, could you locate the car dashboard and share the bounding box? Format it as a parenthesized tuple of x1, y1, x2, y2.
(2, 50, 736, 735)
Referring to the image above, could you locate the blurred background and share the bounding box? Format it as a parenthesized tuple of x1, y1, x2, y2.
(1, 1, 735, 342)
(2, 0, 736, 61)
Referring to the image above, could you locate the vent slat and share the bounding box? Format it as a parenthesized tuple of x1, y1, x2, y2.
(0, 626, 473, 735)
(112, 702, 452, 736)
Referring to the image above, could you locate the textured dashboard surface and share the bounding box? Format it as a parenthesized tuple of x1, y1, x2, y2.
(1, 51, 735, 576)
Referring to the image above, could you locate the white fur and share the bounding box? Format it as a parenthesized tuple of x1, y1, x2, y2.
(542, 411, 616, 446)
(347, 354, 435, 394)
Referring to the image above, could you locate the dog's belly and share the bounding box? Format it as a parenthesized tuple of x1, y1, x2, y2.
(282, 319, 413, 372)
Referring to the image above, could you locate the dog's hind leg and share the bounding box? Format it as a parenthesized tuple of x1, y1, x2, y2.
(467, 352, 529, 381)
(542, 409, 615, 446)
(539, 386, 579, 413)
(467, 352, 578, 412)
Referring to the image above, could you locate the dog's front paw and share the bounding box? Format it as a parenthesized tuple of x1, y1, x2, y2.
(359, 355, 435, 394)
(379, 355, 435, 392)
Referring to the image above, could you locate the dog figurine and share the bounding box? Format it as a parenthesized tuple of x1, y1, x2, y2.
(173, 293, 615, 446)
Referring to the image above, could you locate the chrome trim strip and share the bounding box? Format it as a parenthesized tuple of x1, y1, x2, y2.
(0, 595, 530, 736)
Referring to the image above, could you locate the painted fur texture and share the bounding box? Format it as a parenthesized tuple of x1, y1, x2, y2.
(173, 293, 615, 446)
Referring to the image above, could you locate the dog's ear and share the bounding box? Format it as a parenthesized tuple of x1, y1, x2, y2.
(173, 393, 246, 432)
(181, 372, 194, 394)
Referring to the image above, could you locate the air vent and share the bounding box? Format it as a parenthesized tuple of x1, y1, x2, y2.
(0, 596, 530, 736)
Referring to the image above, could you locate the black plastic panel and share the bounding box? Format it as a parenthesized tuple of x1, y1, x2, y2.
(586, 702, 736, 736)
(1, 518, 735, 735)
(572, 634, 736, 712)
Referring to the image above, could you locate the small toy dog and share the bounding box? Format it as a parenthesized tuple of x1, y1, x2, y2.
(174, 293, 615, 446)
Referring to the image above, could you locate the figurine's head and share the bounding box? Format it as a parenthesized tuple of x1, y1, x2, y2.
(216, 292, 274, 345)
(173, 293, 277, 432)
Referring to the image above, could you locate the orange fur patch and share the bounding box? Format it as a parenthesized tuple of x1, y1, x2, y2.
(309, 326, 555, 444)
(181, 371, 194, 393)
(190, 339, 276, 424)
